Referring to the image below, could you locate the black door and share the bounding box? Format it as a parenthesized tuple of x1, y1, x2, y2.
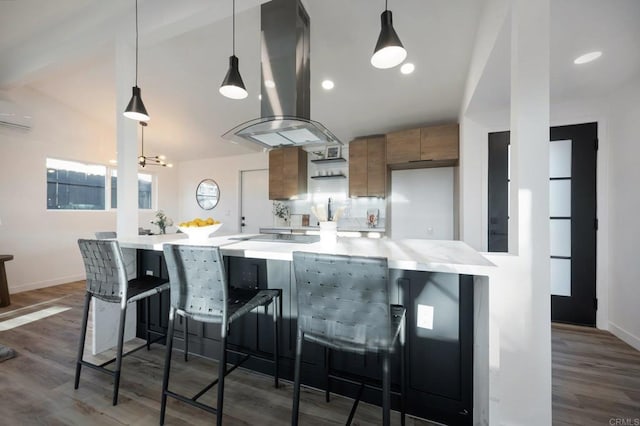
(487, 123, 597, 326)
(488, 132, 510, 252)
(549, 123, 597, 326)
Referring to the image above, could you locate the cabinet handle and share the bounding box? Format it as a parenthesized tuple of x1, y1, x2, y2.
(409, 159, 432, 163)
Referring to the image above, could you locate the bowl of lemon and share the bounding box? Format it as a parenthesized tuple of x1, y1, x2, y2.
(178, 217, 223, 241)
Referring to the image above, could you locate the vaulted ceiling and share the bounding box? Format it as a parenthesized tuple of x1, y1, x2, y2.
(1, 0, 639, 161)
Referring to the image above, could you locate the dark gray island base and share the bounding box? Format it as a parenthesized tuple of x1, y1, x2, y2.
(136, 250, 474, 425)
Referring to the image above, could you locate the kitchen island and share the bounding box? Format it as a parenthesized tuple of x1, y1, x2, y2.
(116, 233, 493, 425)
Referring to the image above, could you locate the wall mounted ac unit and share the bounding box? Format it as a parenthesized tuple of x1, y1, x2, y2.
(0, 100, 32, 130)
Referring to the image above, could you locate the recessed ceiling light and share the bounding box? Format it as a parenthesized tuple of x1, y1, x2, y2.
(321, 80, 334, 90)
(400, 63, 415, 74)
(265, 79, 276, 88)
(574, 51, 602, 65)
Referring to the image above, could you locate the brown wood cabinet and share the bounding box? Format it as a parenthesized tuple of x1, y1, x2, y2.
(269, 146, 307, 200)
(420, 123, 459, 161)
(385, 128, 421, 164)
(386, 123, 459, 167)
(349, 136, 386, 197)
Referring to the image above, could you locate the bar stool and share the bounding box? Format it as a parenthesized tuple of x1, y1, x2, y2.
(291, 251, 406, 426)
(160, 244, 281, 426)
(95, 231, 117, 239)
(75, 239, 170, 405)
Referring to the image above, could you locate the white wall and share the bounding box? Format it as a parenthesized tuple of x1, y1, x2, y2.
(459, 0, 553, 424)
(606, 76, 640, 350)
(177, 151, 269, 234)
(0, 87, 179, 293)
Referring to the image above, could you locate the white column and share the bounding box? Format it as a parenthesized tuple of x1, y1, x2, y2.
(91, 38, 140, 354)
(501, 0, 552, 424)
(115, 36, 140, 238)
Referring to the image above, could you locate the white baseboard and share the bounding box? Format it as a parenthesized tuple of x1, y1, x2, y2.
(10, 275, 84, 294)
(609, 321, 640, 352)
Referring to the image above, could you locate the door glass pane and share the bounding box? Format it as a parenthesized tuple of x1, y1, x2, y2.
(550, 139, 572, 178)
(550, 219, 571, 257)
(551, 258, 571, 296)
(550, 180, 571, 217)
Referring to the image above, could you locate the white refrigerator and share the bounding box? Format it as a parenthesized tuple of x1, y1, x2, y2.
(390, 167, 455, 240)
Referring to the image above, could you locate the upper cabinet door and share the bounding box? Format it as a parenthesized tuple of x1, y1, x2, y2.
(421, 124, 459, 161)
(269, 147, 307, 200)
(349, 138, 368, 197)
(386, 128, 421, 165)
(349, 136, 387, 198)
(367, 136, 386, 197)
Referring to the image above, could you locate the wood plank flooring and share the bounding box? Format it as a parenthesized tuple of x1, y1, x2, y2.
(1, 282, 639, 425)
(0, 282, 433, 426)
(552, 322, 640, 425)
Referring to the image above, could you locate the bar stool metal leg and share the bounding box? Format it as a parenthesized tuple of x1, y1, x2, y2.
(74, 292, 92, 390)
(183, 316, 189, 362)
(145, 298, 151, 351)
(400, 317, 407, 426)
(112, 304, 128, 406)
(216, 330, 228, 426)
(291, 328, 304, 426)
(160, 308, 176, 425)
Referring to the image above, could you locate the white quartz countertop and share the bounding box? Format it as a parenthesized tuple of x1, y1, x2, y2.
(117, 233, 495, 276)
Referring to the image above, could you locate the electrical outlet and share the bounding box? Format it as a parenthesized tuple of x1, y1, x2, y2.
(146, 270, 154, 276)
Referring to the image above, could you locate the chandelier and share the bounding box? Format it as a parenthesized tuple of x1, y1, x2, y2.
(138, 122, 172, 167)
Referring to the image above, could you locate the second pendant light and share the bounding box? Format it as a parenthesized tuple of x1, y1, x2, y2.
(123, 0, 150, 121)
(371, 0, 407, 69)
(220, 0, 248, 99)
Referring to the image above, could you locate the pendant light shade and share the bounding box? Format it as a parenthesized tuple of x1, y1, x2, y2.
(124, 86, 149, 121)
(123, 0, 150, 121)
(220, 0, 247, 100)
(220, 55, 248, 99)
(371, 9, 407, 69)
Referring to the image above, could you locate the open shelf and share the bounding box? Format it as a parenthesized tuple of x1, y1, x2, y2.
(310, 157, 347, 164)
(310, 174, 346, 179)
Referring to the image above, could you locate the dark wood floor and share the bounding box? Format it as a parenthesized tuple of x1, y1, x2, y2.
(1, 282, 639, 425)
(0, 282, 432, 425)
(552, 322, 640, 425)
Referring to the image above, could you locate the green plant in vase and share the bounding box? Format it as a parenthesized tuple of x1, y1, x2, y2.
(151, 210, 173, 234)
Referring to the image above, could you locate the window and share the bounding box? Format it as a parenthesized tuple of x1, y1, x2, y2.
(47, 159, 106, 210)
(110, 170, 153, 209)
(46, 158, 155, 210)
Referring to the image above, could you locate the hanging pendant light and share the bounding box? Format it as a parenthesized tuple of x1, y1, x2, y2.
(220, 0, 248, 99)
(371, 0, 407, 69)
(124, 0, 150, 121)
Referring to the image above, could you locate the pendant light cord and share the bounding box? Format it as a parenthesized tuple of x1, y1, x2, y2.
(135, 0, 139, 86)
(385, 0, 388, 11)
(232, 0, 236, 55)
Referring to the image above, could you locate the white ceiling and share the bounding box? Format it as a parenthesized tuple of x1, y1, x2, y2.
(467, 0, 640, 123)
(2, 0, 639, 160)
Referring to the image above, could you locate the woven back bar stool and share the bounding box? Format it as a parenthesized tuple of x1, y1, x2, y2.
(291, 251, 406, 426)
(160, 244, 281, 426)
(75, 239, 169, 405)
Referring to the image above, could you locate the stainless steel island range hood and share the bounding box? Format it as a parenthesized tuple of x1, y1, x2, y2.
(222, 0, 342, 150)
